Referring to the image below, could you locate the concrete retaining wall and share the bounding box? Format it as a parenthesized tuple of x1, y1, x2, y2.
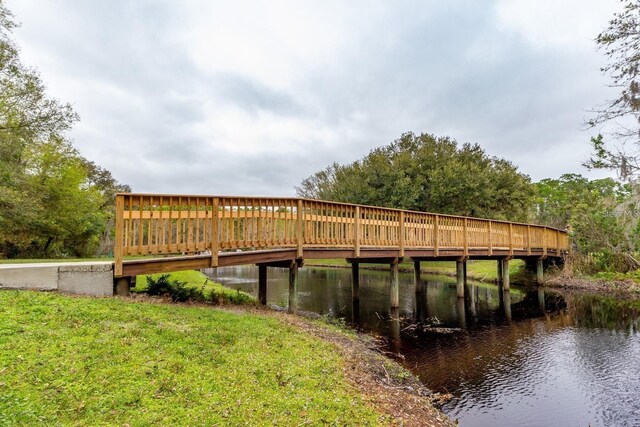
(0, 262, 114, 296)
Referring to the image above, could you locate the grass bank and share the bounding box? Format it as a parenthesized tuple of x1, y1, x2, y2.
(306, 258, 525, 281)
(0, 290, 453, 426)
(0, 291, 381, 425)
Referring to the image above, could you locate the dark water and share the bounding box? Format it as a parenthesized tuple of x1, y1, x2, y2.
(204, 266, 640, 427)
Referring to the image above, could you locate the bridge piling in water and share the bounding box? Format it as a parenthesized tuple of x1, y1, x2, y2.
(502, 289, 512, 322)
(258, 265, 267, 305)
(390, 260, 400, 308)
(536, 259, 544, 284)
(501, 259, 510, 291)
(288, 262, 298, 314)
(351, 263, 360, 301)
(456, 260, 465, 298)
(414, 261, 421, 294)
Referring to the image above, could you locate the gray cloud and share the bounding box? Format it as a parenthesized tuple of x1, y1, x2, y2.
(8, 0, 620, 197)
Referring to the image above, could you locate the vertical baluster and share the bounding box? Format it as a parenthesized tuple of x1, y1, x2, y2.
(138, 195, 144, 254)
(115, 195, 124, 276)
(126, 196, 133, 255)
(434, 215, 440, 256)
(195, 197, 201, 252)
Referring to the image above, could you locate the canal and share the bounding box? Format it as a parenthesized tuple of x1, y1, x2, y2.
(204, 265, 640, 427)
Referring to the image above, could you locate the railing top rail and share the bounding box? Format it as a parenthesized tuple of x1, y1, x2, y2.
(116, 193, 568, 234)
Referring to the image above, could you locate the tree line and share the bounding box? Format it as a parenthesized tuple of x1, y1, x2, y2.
(0, 3, 129, 258)
(297, 134, 640, 273)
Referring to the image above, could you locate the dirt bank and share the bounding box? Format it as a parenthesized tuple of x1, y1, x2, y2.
(269, 310, 457, 427)
(545, 275, 640, 298)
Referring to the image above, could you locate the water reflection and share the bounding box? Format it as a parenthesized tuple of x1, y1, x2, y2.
(204, 265, 640, 427)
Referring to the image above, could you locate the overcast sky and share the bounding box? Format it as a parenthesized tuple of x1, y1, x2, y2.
(8, 0, 620, 196)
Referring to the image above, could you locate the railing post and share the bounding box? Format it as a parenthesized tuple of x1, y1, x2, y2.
(434, 214, 440, 257)
(211, 197, 219, 267)
(488, 220, 493, 256)
(508, 223, 514, 257)
(463, 218, 468, 257)
(527, 225, 532, 256)
(555, 229, 560, 252)
(297, 199, 304, 258)
(354, 206, 361, 258)
(543, 227, 548, 257)
(114, 194, 124, 277)
(399, 211, 405, 257)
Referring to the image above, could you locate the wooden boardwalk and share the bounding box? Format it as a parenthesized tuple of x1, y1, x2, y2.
(114, 193, 568, 308)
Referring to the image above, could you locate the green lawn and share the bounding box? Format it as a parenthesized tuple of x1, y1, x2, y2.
(0, 291, 384, 426)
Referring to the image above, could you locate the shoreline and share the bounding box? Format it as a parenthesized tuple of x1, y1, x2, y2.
(544, 274, 640, 298)
(243, 305, 456, 426)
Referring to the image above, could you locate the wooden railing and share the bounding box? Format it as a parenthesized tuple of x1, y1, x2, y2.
(114, 194, 570, 276)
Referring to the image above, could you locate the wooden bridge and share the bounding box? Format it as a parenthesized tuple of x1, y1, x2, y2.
(114, 194, 569, 310)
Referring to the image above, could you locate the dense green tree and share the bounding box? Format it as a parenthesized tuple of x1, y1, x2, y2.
(0, 1, 127, 258)
(532, 174, 640, 271)
(297, 132, 533, 221)
(532, 174, 630, 229)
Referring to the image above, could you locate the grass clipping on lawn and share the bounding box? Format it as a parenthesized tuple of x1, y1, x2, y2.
(0, 291, 454, 426)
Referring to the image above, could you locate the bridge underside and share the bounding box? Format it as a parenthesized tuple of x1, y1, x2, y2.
(120, 247, 564, 277)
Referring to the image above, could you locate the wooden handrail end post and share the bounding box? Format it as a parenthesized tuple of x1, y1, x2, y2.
(296, 199, 304, 258)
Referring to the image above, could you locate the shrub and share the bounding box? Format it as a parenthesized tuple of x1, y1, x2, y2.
(143, 273, 254, 305)
(145, 274, 205, 303)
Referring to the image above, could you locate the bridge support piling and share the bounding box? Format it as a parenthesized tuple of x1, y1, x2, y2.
(390, 260, 400, 308)
(351, 262, 360, 301)
(414, 261, 422, 294)
(497, 260, 503, 285)
(456, 260, 465, 298)
(536, 259, 544, 285)
(501, 259, 510, 291)
(258, 265, 267, 305)
(288, 262, 298, 314)
(503, 288, 512, 322)
(457, 297, 467, 329)
(463, 261, 468, 285)
(113, 276, 132, 296)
